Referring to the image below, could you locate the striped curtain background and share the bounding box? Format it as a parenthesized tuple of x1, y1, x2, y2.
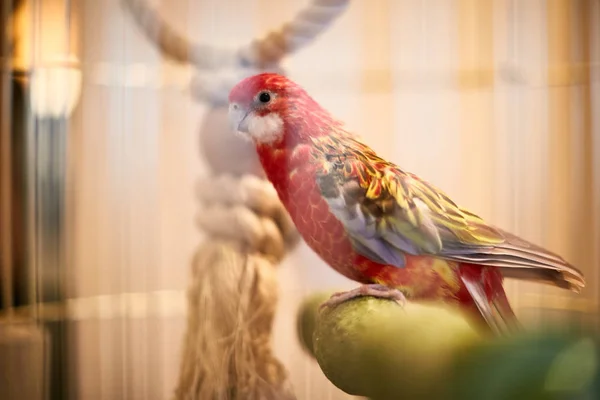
(4, 0, 599, 399)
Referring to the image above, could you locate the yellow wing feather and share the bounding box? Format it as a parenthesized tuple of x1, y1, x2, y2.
(312, 133, 505, 257)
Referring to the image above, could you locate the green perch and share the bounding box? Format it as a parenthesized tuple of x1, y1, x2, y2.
(297, 292, 599, 400)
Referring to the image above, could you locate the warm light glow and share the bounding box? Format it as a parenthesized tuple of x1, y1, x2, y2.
(29, 57, 82, 118)
(8, 0, 81, 117)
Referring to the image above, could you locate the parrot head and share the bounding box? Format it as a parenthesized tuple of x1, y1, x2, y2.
(228, 73, 338, 146)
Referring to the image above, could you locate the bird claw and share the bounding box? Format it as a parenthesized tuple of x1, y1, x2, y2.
(319, 284, 407, 311)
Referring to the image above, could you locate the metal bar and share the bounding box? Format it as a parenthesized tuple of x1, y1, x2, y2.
(0, 0, 15, 314)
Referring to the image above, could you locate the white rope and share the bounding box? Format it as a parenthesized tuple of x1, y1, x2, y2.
(197, 175, 280, 217)
(180, 175, 299, 400)
(236, 0, 350, 68)
(196, 174, 299, 262)
(121, 0, 350, 105)
(120, 0, 236, 69)
(121, 0, 350, 70)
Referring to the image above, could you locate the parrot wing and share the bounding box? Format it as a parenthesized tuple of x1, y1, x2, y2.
(312, 135, 585, 292)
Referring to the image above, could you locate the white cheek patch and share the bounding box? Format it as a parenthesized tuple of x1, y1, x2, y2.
(247, 113, 284, 144)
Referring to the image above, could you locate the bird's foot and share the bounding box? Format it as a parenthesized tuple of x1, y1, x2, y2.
(319, 284, 407, 311)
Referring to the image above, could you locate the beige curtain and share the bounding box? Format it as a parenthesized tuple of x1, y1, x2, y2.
(4, 0, 595, 399)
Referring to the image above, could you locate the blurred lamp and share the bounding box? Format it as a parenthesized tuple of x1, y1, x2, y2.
(9, 0, 81, 119)
(29, 55, 81, 118)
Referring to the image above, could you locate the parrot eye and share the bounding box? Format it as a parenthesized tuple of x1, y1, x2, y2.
(258, 92, 271, 103)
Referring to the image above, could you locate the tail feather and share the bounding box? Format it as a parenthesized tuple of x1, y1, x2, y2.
(459, 265, 522, 336)
(499, 267, 582, 293)
(447, 228, 585, 295)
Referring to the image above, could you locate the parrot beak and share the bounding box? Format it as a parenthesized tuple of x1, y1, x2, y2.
(228, 103, 250, 135)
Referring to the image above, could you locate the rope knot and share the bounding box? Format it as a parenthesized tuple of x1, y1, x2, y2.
(196, 174, 299, 263)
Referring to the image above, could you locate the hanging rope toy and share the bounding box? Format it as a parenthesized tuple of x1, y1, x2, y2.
(121, 0, 351, 398)
(176, 174, 298, 399)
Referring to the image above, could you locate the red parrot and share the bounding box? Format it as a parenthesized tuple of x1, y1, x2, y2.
(227, 73, 585, 335)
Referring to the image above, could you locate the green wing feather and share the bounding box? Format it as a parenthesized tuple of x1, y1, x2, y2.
(312, 134, 585, 292)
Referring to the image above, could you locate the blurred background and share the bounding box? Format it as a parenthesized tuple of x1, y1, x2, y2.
(1, 0, 599, 399)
